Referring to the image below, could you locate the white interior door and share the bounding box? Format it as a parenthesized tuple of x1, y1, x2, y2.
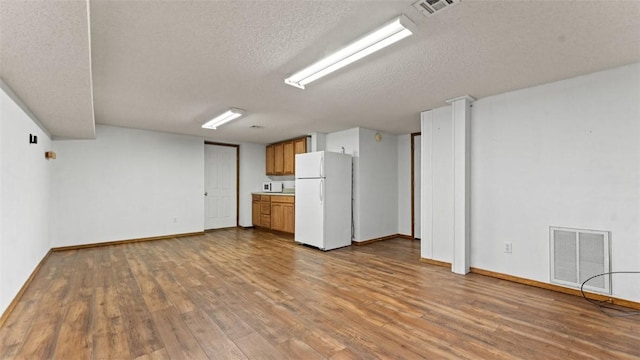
(205, 144, 237, 229)
(413, 135, 422, 239)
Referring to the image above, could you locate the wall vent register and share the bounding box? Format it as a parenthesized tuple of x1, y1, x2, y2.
(549, 226, 611, 294)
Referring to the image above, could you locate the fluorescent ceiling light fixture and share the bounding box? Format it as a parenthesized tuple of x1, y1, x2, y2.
(284, 15, 415, 89)
(202, 108, 245, 129)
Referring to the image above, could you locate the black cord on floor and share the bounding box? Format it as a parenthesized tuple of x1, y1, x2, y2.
(580, 271, 640, 317)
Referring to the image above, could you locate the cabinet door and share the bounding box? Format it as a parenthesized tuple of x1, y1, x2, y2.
(283, 203, 295, 234)
(252, 200, 260, 226)
(261, 214, 271, 228)
(292, 138, 307, 175)
(260, 201, 270, 215)
(266, 145, 275, 175)
(274, 143, 284, 175)
(271, 203, 284, 231)
(294, 138, 306, 155)
(283, 141, 294, 175)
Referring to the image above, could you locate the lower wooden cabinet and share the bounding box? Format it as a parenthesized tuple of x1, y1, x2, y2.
(271, 202, 284, 231)
(282, 203, 295, 233)
(261, 214, 271, 228)
(271, 196, 294, 233)
(251, 196, 260, 226)
(253, 194, 272, 228)
(252, 195, 294, 234)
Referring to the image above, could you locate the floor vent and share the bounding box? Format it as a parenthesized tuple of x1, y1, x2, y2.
(550, 227, 611, 294)
(413, 0, 461, 17)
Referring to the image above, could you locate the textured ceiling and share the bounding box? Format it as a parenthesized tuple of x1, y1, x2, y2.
(0, 0, 95, 139)
(2, 0, 639, 144)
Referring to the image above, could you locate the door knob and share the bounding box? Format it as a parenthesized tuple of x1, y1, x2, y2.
(204, 192, 208, 196)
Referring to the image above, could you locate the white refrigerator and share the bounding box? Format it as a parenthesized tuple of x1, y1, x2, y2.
(295, 151, 352, 250)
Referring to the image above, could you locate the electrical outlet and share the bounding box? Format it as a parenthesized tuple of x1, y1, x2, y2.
(504, 242, 512, 253)
(173, 217, 178, 223)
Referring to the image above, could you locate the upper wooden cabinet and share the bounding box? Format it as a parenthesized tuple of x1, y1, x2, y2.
(265, 145, 275, 175)
(266, 136, 307, 176)
(283, 141, 294, 175)
(293, 138, 306, 155)
(274, 143, 284, 175)
(293, 138, 306, 174)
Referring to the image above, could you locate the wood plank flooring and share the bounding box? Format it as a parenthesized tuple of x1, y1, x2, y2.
(1, 228, 638, 359)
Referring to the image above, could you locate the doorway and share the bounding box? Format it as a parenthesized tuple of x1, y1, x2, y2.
(204, 142, 239, 230)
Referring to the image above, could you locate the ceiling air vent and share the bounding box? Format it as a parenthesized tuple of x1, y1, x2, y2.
(413, 0, 461, 17)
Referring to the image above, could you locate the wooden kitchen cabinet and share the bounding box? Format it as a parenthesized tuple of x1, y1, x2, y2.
(265, 136, 308, 176)
(270, 202, 284, 231)
(283, 141, 294, 175)
(253, 194, 271, 228)
(266, 145, 275, 175)
(282, 203, 295, 233)
(274, 143, 284, 175)
(271, 196, 295, 234)
(251, 195, 261, 226)
(259, 195, 271, 228)
(253, 195, 295, 234)
(293, 138, 306, 156)
(292, 138, 307, 175)
(261, 214, 271, 228)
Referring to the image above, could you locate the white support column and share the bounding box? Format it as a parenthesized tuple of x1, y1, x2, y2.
(447, 95, 475, 274)
(419, 110, 434, 260)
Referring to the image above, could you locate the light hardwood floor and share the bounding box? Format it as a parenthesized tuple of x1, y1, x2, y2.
(1, 228, 638, 359)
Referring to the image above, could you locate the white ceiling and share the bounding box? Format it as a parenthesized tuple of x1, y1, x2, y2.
(1, 0, 639, 144)
(1, 0, 95, 139)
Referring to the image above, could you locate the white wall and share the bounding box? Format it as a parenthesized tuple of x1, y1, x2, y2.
(0, 85, 52, 314)
(397, 134, 411, 236)
(239, 142, 268, 226)
(50, 125, 204, 246)
(326, 127, 399, 242)
(421, 106, 454, 261)
(310, 132, 326, 152)
(471, 63, 640, 301)
(358, 128, 398, 241)
(325, 128, 360, 240)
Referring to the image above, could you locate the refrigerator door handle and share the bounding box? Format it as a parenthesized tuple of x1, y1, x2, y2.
(320, 154, 324, 178)
(319, 179, 324, 203)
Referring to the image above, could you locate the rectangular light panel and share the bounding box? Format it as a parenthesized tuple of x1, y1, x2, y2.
(285, 15, 415, 89)
(202, 108, 245, 129)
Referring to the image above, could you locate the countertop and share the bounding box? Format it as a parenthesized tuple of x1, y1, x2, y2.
(252, 192, 295, 196)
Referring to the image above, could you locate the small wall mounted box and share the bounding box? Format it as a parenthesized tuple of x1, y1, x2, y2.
(45, 151, 56, 160)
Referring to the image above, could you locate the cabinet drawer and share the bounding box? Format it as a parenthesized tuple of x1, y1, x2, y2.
(260, 195, 271, 201)
(252, 194, 261, 201)
(271, 196, 295, 204)
(261, 214, 271, 227)
(260, 202, 271, 214)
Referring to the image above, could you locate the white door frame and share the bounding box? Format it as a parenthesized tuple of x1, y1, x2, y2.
(204, 141, 239, 229)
